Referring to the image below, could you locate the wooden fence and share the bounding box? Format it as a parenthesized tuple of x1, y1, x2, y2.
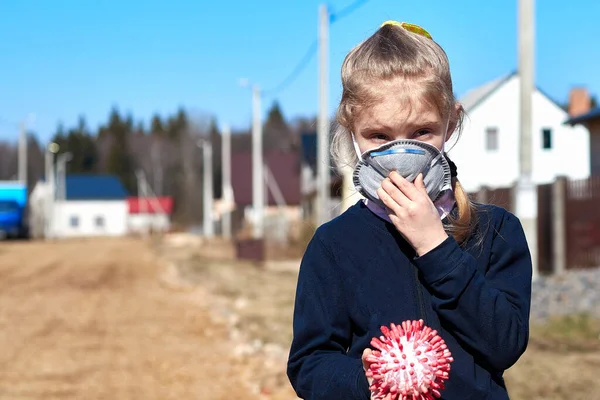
(565, 177, 600, 269)
(471, 176, 600, 274)
(471, 186, 514, 212)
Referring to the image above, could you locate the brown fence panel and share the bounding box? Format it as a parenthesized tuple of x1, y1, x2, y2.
(537, 183, 554, 275)
(565, 177, 600, 269)
(469, 186, 514, 212)
(480, 187, 513, 212)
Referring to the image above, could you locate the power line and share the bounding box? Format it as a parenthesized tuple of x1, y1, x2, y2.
(262, 39, 318, 97)
(330, 0, 369, 24)
(262, 0, 370, 98)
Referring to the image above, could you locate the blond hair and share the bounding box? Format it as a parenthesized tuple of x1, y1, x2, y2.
(332, 23, 477, 244)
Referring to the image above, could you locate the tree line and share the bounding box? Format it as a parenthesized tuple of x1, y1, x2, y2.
(0, 102, 316, 226)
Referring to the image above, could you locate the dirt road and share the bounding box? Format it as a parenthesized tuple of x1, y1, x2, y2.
(0, 238, 267, 400)
(2, 236, 598, 400)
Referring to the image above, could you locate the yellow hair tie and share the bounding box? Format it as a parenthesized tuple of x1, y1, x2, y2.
(380, 20, 433, 40)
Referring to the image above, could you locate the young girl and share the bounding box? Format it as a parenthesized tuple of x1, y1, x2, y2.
(287, 21, 532, 399)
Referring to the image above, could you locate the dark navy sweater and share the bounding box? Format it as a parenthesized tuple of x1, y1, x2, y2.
(287, 201, 532, 400)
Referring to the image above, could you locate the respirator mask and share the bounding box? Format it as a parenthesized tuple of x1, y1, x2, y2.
(352, 128, 457, 220)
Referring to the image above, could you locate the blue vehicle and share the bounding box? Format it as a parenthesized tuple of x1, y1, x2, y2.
(0, 182, 28, 239)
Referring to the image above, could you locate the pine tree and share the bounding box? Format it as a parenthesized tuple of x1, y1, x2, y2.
(105, 108, 135, 193)
(264, 101, 291, 150)
(150, 114, 164, 136)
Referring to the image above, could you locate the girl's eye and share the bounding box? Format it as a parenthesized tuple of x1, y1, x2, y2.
(371, 133, 389, 141)
(414, 129, 431, 137)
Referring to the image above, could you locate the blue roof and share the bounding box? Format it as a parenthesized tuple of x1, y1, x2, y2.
(66, 174, 128, 200)
(300, 132, 338, 177)
(565, 107, 600, 125)
(301, 132, 317, 166)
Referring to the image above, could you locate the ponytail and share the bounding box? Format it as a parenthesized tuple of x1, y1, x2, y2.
(445, 178, 478, 245)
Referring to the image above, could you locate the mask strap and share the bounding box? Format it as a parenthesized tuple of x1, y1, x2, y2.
(351, 133, 362, 159)
(439, 118, 454, 191)
(441, 118, 450, 153)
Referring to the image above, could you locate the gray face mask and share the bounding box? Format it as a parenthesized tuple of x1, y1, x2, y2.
(352, 138, 456, 219)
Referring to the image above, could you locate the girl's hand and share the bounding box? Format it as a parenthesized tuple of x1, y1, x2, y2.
(362, 348, 374, 388)
(362, 348, 393, 400)
(377, 171, 448, 257)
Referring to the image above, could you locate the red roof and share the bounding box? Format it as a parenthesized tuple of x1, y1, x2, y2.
(127, 197, 173, 214)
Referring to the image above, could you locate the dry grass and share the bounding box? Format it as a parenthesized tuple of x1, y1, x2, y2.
(176, 257, 298, 347)
(165, 238, 600, 400)
(505, 314, 600, 400)
(158, 238, 300, 399)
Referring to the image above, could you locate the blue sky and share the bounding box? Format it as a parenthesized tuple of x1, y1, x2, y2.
(1, 0, 599, 143)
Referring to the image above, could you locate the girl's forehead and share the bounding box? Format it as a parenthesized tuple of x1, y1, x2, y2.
(355, 92, 442, 131)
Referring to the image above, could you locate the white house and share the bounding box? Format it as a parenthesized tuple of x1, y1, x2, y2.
(30, 174, 129, 238)
(447, 72, 591, 192)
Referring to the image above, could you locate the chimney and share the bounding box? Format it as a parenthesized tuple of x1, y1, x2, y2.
(568, 87, 590, 117)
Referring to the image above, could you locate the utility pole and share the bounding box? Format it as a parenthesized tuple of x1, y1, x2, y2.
(199, 139, 214, 238)
(18, 121, 27, 185)
(44, 148, 53, 239)
(135, 169, 149, 237)
(221, 124, 233, 239)
(252, 85, 264, 238)
(516, 0, 538, 281)
(56, 152, 72, 202)
(53, 152, 72, 240)
(317, 3, 330, 226)
(44, 142, 59, 239)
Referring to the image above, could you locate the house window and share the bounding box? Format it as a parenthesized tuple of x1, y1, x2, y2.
(70, 216, 79, 228)
(486, 127, 498, 151)
(95, 216, 105, 228)
(542, 128, 552, 149)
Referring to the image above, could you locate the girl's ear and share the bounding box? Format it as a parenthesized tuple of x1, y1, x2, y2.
(445, 103, 463, 143)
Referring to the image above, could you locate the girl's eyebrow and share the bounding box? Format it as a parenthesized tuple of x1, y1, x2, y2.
(359, 125, 390, 134)
(360, 120, 440, 134)
(408, 120, 441, 128)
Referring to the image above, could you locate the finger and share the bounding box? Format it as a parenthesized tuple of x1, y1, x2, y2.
(389, 170, 421, 201)
(388, 213, 401, 227)
(377, 187, 403, 216)
(415, 173, 437, 207)
(414, 173, 428, 195)
(362, 348, 373, 370)
(381, 177, 411, 208)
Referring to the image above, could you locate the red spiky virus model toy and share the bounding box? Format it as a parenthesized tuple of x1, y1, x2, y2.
(365, 319, 453, 400)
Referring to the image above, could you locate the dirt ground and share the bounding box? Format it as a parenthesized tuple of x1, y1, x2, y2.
(0, 235, 598, 400)
(0, 237, 287, 400)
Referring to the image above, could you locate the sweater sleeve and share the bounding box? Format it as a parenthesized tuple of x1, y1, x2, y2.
(287, 232, 370, 400)
(412, 210, 532, 371)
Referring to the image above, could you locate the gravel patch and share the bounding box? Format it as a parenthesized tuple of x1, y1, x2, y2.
(531, 267, 600, 321)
